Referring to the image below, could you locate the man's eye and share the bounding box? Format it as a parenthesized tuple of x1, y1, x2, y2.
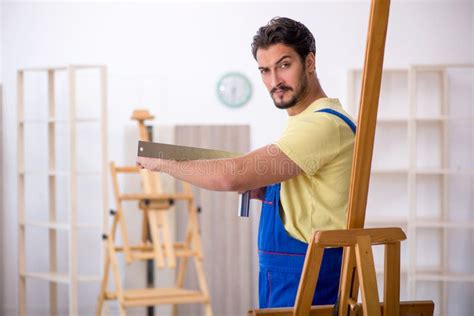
(260, 69, 268, 74)
(280, 63, 290, 69)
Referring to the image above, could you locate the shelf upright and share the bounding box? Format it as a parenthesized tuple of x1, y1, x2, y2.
(17, 68, 26, 316)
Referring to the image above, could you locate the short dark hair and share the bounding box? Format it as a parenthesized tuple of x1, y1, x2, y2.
(251, 17, 316, 61)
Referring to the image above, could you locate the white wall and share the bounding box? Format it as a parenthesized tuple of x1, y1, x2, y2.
(1, 1, 473, 315)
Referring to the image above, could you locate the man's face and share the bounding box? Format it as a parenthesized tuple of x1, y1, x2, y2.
(256, 43, 309, 109)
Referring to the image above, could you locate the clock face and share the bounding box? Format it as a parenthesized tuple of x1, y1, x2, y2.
(216, 72, 252, 108)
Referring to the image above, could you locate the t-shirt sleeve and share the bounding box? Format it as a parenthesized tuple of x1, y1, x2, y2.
(273, 115, 341, 175)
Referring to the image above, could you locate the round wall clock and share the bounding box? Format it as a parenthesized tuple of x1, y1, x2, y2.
(216, 72, 252, 108)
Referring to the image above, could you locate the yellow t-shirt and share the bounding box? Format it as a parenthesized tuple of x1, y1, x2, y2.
(273, 98, 355, 243)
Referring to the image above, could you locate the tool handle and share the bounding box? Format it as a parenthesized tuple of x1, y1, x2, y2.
(238, 191, 251, 217)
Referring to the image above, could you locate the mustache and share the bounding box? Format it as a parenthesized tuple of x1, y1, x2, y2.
(271, 85, 292, 95)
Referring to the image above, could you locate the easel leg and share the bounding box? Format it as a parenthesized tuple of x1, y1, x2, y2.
(204, 303, 213, 316)
(119, 305, 127, 316)
(148, 210, 165, 268)
(96, 252, 110, 316)
(338, 246, 360, 316)
(97, 211, 120, 316)
(141, 208, 150, 244)
(107, 237, 127, 316)
(118, 210, 133, 263)
(160, 210, 176, 268)
(172, 256, 189, 316)
(355, 236, 381, 316)
(384, 242, 401, 315)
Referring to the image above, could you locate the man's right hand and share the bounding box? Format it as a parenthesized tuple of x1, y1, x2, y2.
(249, 187, 267, 201)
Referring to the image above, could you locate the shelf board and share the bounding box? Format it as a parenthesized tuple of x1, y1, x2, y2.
(76, 223, 102, 230)
(76, 117, 101, 123)
(22, 272, 69, 283)
(351, 68, 408, 73)
(413, 273, 474, 282)
(415, 168, 474, 175)
(20, 221, 70, 230)
(19, 118, 100, 124)
(21, 272, 101, 283)
(376, 268, 409, 275)
(415, 116, 474, 123)
(70, 64, 106, 70)
(415, 117, 447, 123)
(20, 221, 101, 230)
(54, 118, 101, 123)
(412, 64, 474, 71)
(413, 220, 474, 229)
(19, 65, 106, 72)
(19, 67, 68, 72)
(353, 118, 409, 124)
(18, 119, 47, 125)
(19, 171, 102, 176)
(365, 218, 474, 228)
(365, 217, 408, 226)
(371, 168, 409, 174)
(353, 116, 473, 124)
(78, 275, 102, 282)
(49, 171, 102, 176)
(377, 118, 409, 124)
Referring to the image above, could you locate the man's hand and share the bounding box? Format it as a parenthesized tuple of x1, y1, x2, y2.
(249, 187, 267, 201)
(136, 156, 164, 172)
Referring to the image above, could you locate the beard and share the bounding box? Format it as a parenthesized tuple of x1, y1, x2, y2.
(271, 73, 308, 109)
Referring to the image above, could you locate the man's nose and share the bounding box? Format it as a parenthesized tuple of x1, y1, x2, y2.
(270, 71, 282, 90)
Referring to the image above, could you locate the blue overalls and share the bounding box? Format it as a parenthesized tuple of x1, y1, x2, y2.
(258, 108, 356, 308)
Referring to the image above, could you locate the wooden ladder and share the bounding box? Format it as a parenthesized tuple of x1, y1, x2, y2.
(248, 0, 434, 315)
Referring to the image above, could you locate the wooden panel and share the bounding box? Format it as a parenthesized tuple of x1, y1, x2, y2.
(175, 125, 252, 316)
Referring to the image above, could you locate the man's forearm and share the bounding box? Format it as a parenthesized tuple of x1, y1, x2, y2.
(137, 144, 301, 192)
(159, 158, 244, 191)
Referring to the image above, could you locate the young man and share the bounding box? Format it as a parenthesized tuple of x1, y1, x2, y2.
(136, 17, 355, 308)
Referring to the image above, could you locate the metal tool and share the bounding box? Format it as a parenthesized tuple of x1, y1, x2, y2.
(238, 191, 251, 217)
(137, 140, 251, 217)
(137, 140, 241, 160)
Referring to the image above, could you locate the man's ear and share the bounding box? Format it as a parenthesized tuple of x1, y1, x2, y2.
(305, 53, 316, 73)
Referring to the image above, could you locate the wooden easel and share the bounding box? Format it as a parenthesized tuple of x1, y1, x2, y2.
(248, 1, 434, 315)
(248, 228, 435, 316)
(96, 110, 212, 316)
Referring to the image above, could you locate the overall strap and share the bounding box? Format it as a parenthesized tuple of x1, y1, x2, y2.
(315, 108, 355, 315)
(315, 108, 356, 134)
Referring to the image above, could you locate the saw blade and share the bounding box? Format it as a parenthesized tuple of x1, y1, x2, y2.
(137, 140, 242, 161)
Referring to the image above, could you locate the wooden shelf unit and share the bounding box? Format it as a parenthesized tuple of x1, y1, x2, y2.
(17, 65, 108, 316)
(348, 64, 474, 316)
